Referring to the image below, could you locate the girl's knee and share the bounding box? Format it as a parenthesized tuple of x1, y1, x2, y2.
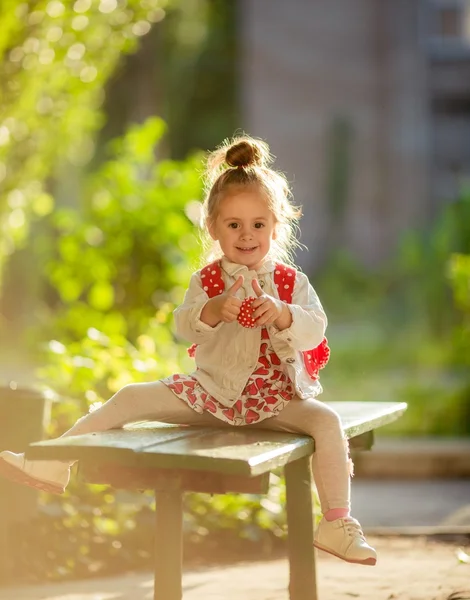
(114, 383, 142, 403)
(311, 401, 342, 428)
(323, 404, 343, 429)
(305, 401, 343, 436)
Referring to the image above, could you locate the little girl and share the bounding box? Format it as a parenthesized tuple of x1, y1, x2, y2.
(0, 136, 376, 566)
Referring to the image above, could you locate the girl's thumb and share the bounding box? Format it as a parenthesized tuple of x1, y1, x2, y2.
(227, 275, 244, 296)
(252, 279, 264, 297)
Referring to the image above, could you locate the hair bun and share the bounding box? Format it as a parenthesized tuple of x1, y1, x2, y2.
(225, 138, 270, 169)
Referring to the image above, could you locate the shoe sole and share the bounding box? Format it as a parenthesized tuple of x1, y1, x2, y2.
(313, 541, 377, 566)
(0, 458, 65, 495)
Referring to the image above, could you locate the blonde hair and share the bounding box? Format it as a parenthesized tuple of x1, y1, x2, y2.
(200, 135, 302, 266)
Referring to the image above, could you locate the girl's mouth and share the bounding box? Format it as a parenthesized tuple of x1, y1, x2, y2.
(237, 246, 257, 253)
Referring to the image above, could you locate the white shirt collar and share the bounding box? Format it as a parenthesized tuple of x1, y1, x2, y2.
(220, 256, 276, 277)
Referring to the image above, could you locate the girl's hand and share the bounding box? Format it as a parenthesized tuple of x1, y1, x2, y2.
(251, 279, 284, 326)
(200, 275, 244, 326)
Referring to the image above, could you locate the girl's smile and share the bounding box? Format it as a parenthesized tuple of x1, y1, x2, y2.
(209, 188, 277, 270)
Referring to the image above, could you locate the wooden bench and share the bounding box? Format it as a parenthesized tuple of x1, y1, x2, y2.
(27, 401, 407, 600)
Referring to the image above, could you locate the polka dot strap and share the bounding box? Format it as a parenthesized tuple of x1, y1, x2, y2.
(200, 260, 224, 298)
(273, 263, 295, 303)
(274, 263, 330, 381)
(187, 261, 224, 358)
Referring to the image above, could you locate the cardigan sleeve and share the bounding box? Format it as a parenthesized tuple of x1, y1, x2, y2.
(271, 271, 327, 352)
(173, 272, 224, 344)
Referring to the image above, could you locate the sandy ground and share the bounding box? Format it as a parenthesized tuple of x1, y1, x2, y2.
(0, 536, 468, 600)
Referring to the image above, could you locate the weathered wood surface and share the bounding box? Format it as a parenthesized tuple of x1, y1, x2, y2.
(79, 463, 271, 493)
(154, 489, 183, 600)
(27, 402, 407, 477)
(285, 456, 317, 600)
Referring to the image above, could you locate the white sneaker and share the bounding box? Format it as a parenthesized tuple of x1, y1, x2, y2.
(314, 516, 377, 565)
(0, 451, 70, 495)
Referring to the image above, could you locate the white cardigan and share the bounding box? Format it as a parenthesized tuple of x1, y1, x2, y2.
(173, 257, 328, 408)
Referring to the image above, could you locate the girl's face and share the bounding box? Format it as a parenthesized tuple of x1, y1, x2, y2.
(209, 187, 277, 270)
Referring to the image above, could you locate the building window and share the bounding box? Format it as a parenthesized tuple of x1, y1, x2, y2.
(428, 0, 470, 45)
(437, 7, 461, 37)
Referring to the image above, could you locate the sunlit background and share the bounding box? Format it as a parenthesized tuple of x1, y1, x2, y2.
(0, 0, 469, 588)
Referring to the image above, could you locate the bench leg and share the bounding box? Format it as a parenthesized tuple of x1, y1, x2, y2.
(154, 490, 183, 600)
(285, 457, 318, 600)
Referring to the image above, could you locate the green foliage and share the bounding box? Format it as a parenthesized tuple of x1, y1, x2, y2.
(446, 249, 470, 427)
(35, 117, 201, 345)
(33, 117, 201, 410)
(184, 472, 288, 543)
(0, 0, 172, 274)
(315, 189, 470, 437)
(392, 190, 470, 334)
(448, 252, 470, 366)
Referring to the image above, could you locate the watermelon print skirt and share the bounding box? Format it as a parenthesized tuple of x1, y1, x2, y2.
(161, 327, 295, 426)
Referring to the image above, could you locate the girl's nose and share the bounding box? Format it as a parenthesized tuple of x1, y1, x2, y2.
(240, 228, 253, 239)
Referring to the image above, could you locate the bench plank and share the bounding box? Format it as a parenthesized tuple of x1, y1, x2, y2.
(328, 401, 407, 437)
(27, 402, 407, 477)
(79, 463, 271, 494)
(29, 428, 314, 476)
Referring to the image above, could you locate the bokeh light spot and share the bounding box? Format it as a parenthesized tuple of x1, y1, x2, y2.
(99, 0, 118, 14)
(0, 126, 11, 147)
(67, 42, 86, 60)
(72, 15, 89, 31)
(80, 65, 98, 82)
(9, 47, 24, 62)
(28, 11, 45, 25)
(46, 26, 63, 42)
(132, 21, 151, 36)
(147, 8, 165, 23)
(73, 0, 92, 13)
(39, 48, 55, 65)
(46, 1, 65, 18)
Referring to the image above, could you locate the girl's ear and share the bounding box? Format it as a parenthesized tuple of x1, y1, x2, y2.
(272, 223, 278, 240)
(207, 219, 218, 241)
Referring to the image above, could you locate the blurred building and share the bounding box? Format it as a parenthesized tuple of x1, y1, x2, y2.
(240, 0, 470, 271)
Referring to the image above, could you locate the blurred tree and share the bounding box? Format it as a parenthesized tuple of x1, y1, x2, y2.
(0, 0, 172, 281)
(97, 0, 238, 161)
(160, 0, 238, 158)
(0, 0, 238, 341)
(34, 117, 202, 349)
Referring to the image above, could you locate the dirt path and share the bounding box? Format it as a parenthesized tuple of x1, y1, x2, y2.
(0, 536, 468, 600)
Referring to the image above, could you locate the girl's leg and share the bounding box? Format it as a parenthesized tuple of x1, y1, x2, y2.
(62, 381, 220, 437)
(257, 397, 376, 566)
(0, 381, 217, 494)
(256, 397, 350, 514)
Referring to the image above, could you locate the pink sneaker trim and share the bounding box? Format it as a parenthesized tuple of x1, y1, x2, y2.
(0, 457, 65, 495)
(313, 540, 377, 566)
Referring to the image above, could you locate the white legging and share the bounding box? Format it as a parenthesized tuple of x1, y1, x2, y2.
(62, 381, 351, 513)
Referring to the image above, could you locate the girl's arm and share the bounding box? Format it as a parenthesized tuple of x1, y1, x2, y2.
(271, 271, 327, 351)
(173, 272, 224, 344)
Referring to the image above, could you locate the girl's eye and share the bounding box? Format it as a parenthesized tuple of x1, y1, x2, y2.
(254, 222, 264, 229)
(228, 222, 239, 229)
